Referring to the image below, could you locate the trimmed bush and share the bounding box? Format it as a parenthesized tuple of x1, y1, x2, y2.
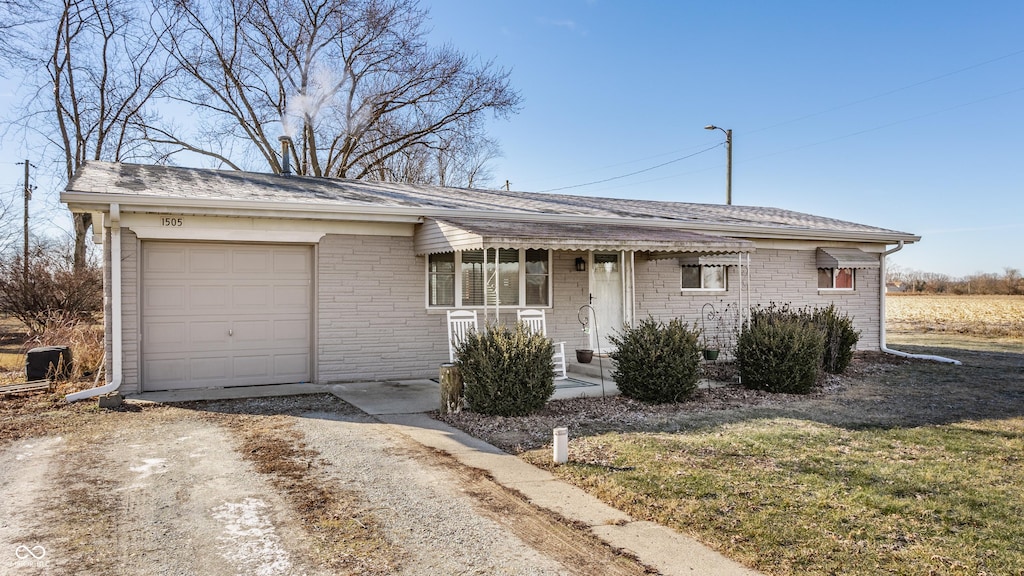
(736, 304, 825, 394)
(812, 304, 860, 374)
(455, 323, 555, 416)
(609, 317, 702, 403)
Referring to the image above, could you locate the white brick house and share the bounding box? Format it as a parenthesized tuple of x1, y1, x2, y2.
(62, 162, 919, 395)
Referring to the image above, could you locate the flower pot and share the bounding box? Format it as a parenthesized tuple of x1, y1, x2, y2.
(702, 349, 720, 361)
(576, 349, 594, 364)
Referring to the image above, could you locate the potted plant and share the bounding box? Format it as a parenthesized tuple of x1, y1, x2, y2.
(576, 348, 594, 363)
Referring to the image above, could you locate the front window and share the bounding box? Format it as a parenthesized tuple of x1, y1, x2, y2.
(681, 266, 727, 290)
(429, 249, 551, 308)
(428, 252, 455, 306)
(818, 267, 855, 290)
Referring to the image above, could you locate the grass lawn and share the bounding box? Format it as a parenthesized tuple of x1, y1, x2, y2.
(486, 336, 1024, 575)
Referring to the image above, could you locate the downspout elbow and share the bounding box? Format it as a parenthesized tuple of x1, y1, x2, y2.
(879, 240, 961, 365)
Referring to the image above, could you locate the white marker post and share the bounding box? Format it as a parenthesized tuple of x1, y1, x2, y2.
(553, 427, 568, 464)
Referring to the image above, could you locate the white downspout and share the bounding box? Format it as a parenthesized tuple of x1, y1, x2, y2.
(67, 204, 124, 401)
(879, 241, 960, 365)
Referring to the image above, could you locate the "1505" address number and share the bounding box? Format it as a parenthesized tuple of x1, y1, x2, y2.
(161, 217, 183, 227)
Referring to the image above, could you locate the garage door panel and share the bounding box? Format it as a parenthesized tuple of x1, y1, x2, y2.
(233, 250, 271, 274)
(232, 320, 270, 343)
(273, 319, 310, 342)
(190, 248, 229, 273)
(145, 321, 186, 347)
(189, 285, 229, 310)
(145, 246, 186, 274)
(274, 251, 312, 274)
(232, 355, 271, 379)
(145, 285, 186, 312)
(143, 359, 187, 385)
(273, 285, 310, 308)
(274, 353, 311, 379)
(232, 285, 271, 309)
(189, 321, 231, 346)
(189, 357, 231, 381)
(142, 242, 312, 391)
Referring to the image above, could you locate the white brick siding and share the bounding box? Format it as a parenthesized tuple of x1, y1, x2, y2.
(317, 234, 446, 382)
(635, 248, 880, 350)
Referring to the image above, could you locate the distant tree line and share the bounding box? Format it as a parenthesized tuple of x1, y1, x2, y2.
(887, 266, 1024, 295)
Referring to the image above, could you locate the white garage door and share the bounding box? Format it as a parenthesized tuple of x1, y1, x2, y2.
(141, 242, 312, 391)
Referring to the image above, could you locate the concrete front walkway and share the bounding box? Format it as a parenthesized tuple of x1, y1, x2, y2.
(333, 378, 763, 576)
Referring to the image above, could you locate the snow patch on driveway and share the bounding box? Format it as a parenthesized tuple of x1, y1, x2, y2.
(128, 457, 168, 480)
(212, 497, 294, 576)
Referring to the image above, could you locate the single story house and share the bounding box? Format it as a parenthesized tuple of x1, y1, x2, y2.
(61, 161, 920, 396)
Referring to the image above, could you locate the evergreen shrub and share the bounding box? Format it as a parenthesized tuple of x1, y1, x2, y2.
(736, 304, 825, 394)
(812, 304, 860, 374)
(608, 316, 702, 403)
(455, 323, 555, 416)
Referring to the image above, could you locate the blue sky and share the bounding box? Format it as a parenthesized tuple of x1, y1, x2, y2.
(421, 1, 1024, 277)
(2, 1, 1022, 277)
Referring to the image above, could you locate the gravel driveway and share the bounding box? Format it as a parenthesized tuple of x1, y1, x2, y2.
(0, 394, 648, 575)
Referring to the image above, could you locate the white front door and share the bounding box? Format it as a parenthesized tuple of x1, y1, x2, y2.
(590, 252, 624, 351)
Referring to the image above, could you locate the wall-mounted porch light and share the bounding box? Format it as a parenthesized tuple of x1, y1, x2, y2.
(574, 257, 587, 272)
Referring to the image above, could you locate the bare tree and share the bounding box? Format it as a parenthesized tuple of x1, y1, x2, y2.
(0, 0, 37, 64)
(3, 0, 173, 271)
(151, 0, 520, 181)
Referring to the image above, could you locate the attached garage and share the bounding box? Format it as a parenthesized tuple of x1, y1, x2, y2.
(141, 242, 313, 391)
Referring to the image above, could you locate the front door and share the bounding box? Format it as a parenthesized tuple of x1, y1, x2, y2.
(590, 252, 624, 352)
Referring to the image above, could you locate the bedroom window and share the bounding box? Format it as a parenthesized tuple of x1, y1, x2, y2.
(681, 265, 727, 291)
(428, 249, 551, 308)
(818, 267, 855, 290)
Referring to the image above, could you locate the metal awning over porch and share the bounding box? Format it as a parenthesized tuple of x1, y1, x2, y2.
(413, 217, 755, 255)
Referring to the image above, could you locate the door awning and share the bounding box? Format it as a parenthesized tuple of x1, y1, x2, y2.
(816, 247, 880, 269)
(414, 217, 755, 256)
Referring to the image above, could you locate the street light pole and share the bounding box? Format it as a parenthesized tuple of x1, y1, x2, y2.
(704, 125, 732, 205)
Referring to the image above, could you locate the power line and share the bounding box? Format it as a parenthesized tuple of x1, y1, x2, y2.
(537, 144, 722, 193)
(528, 46, 1024, 194)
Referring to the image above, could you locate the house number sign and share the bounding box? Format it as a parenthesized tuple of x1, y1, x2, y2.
(161, 217, 184, 227)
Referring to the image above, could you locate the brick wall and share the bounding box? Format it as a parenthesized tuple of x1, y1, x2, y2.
(317, 234, 446, 382)
(635, 248, 881, 350)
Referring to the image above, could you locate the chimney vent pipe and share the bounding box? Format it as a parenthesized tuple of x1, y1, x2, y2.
(278, 136, 292, 175)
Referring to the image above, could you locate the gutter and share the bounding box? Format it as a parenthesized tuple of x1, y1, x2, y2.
(60, 191, 921, 245)
(878, 241, 961, 365)
(67, 204, 124, 402)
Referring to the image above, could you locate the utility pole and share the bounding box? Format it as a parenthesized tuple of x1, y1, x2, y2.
(17, 160, 33, 284)
(704, 125, 733, 205)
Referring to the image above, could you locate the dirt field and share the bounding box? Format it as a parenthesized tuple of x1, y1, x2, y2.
(886, 294, 1024, 338)
(0, 395, 651, 576)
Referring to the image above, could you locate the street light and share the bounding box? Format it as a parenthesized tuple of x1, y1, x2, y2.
(705, 125, 732, 205)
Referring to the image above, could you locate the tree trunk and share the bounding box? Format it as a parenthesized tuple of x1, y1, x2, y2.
(439, 363, 463, 415)
(73, 212, 92, 272)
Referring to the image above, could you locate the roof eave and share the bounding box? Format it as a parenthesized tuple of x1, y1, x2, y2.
(62, 191, 920, 245)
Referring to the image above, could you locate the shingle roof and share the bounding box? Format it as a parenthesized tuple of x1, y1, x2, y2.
(415, 218, 756, 255)
(65, 161, 918, 241)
